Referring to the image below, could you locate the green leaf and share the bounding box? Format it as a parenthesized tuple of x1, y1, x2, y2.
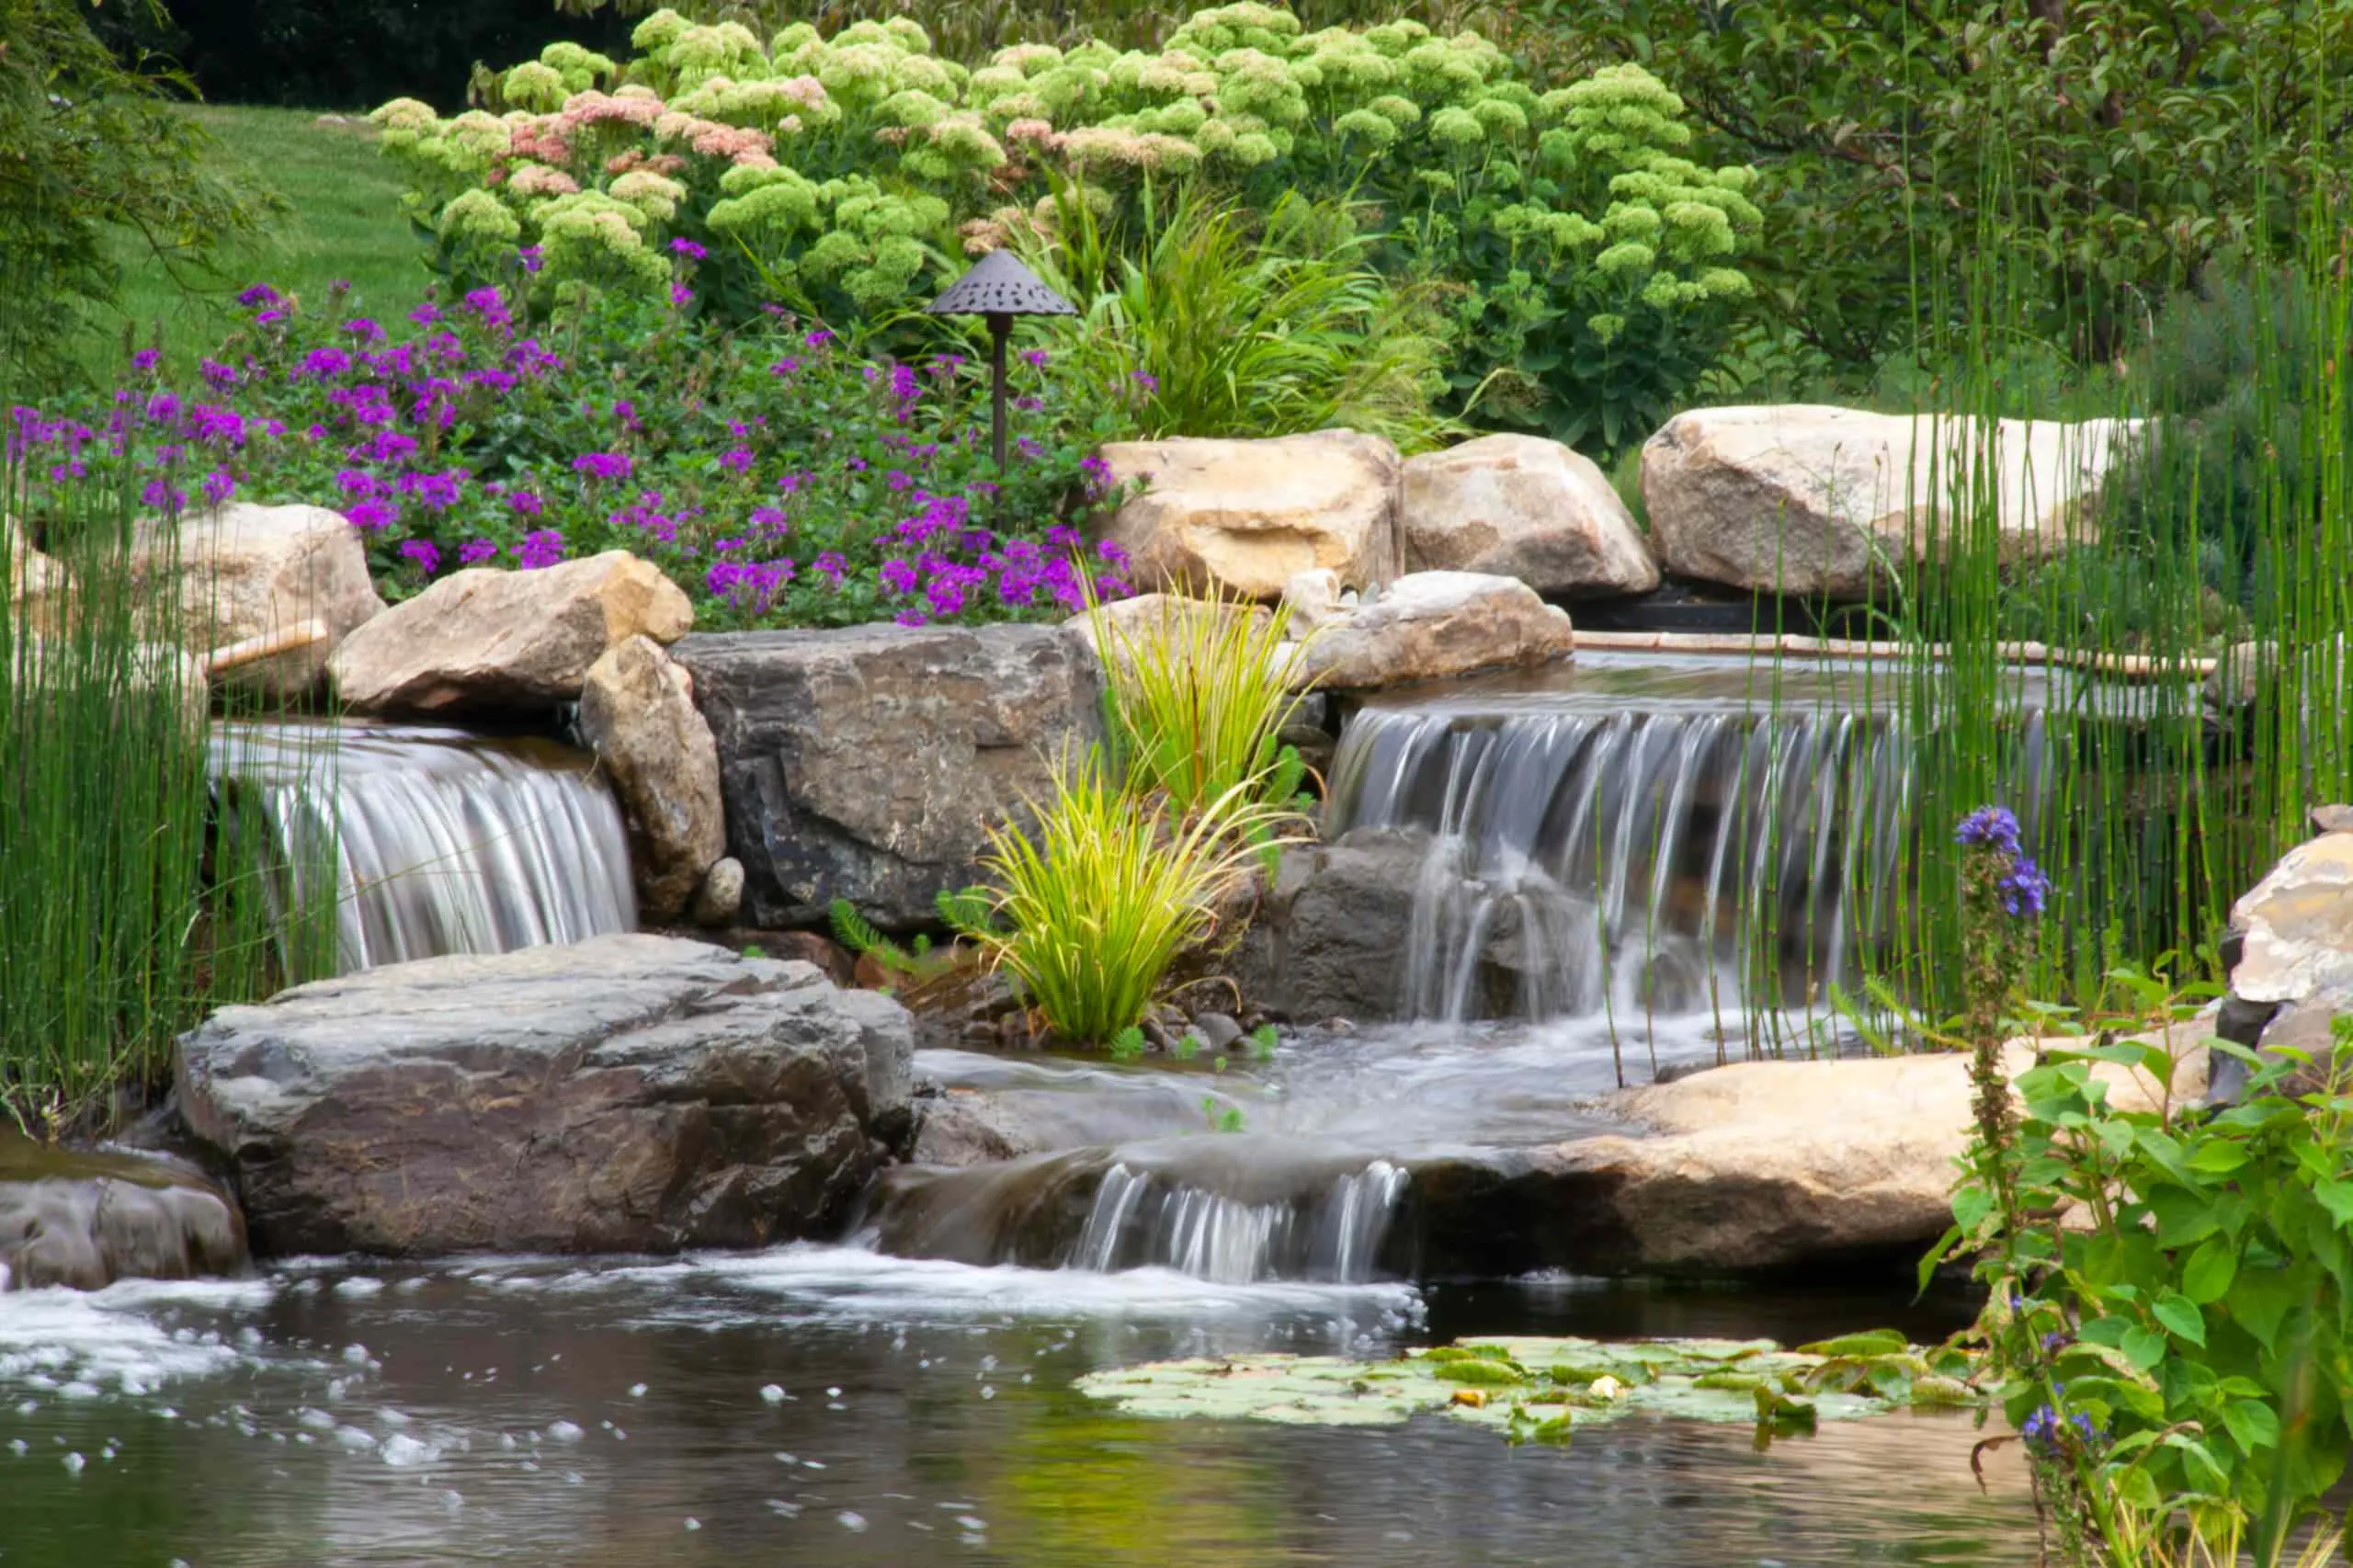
(2121, 1325, 2168, 1371)
(2182, 1235, 2239, 1304)
(2228, 1265, 2299, 1352)
(2186, 1141, 2250, 1176)
(2313, 1178, 2353, 1229)
(2152, 1294, 2207, 1346)
(2220, 1399, 2280, 1453)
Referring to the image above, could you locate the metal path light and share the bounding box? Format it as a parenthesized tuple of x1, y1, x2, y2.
(925, 249, 1075, 472)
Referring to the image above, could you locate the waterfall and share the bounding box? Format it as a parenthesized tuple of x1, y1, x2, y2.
(1324, 676, 1937, 1026)
(1068, 1160, 1406, 1284)
(210, 721, 637, 973)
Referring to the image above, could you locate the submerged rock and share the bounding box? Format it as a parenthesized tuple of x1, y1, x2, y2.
(0, 1139, 246, 1291)
(675, 623, 1106, 929)
(329, 551, 691, 715)
(1402, 433, 1660, 597)
(174, 933, 913, 1256)
(1095, 430, 1404, 601)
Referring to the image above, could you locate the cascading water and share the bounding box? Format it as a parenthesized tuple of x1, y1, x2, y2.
(210, 720, 637, 973)
(1323, 655, 2049, 1031)
(1070, 1159, 1407, 1284)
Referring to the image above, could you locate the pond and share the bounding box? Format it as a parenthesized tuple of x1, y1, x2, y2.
(0, 1252, 2037, 1566)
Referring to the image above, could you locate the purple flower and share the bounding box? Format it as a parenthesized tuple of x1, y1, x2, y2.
(748, 506, 787, 535)
(573, 451, 631, 483)
(460, 539, 500, 566)
(335, 468, 380, 501)
(768, 357, 801, 378)
(300, 347, 352, 380)
(256, 308, 288, 326)
(396, 469, 464, 513)
(235, 284, 281, 309)
(200, 469, 235, 506)
(1130, 369, 1159, 393)
(514, 528, 566, 570)
(507, 489, 545, 517)
(1022, 348, 1050, 369)
(199, 358, 241, 388)
(1094, 538, 1131, 570)
(346, 497, 396, 531)
(2000, 858, 2052, 919)
(925, 577, 968, 618)
(1079, 453, 1113, 495)
(409, 302, 444, 326)
(131, 348, 162, 372)
(670, 238, 707, 260)
(813, 551, 847, 587)
(344, 318, 385, 344)
(722, 447, 755, 474)
(518, 244, 544, 274)
(670, 283, 693, 309)
(399, 539, 442, 575)
(879, 560, 918, 595)
(1956, 806, 2023, 856)
(140, 477, 187, 512)
(362, 430, 420, 464)
(805, 328, 834, 350)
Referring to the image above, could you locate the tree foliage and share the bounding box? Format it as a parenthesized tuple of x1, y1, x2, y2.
(0, 0, 270, 388)
(1563, 0, 2353, 369)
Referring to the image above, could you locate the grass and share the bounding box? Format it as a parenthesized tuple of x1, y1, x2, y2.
(74, 104, 421, 385)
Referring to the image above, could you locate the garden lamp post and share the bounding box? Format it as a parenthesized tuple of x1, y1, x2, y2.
(925, 249, 1075, 472)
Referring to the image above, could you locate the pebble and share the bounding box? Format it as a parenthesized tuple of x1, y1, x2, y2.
(759, 1384, 787, 1404)
(62, 1452, 85, 1474)
(545, 1421, 585, 1443)
(629, 1383, 647, 1398)
(837, 1512, 868, 1532)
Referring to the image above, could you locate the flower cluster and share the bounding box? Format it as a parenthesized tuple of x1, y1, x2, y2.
(2018, 1401, 2104, 1458)
(1955, 806, 2051, 919)
(12, 278, 1140, 632)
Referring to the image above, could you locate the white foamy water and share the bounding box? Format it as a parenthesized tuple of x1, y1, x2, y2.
(0, 1278, 278, 1398)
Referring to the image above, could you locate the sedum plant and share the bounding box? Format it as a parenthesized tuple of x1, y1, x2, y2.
(369, 3, 1766, 456)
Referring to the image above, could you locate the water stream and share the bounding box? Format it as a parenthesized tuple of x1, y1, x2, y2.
(0, 654, 2059, 1562)
(210, 721, 636, 973)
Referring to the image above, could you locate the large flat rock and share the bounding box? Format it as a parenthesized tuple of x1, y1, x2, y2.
(674, 623, 1106, 929)
(174, 934, 913, 1256)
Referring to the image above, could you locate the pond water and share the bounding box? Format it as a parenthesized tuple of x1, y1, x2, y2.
(0, 1253, 2036, 1567)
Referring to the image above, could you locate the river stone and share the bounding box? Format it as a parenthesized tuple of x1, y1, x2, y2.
(2227, 825, 2353, 1006)
(691, 856, 745, 927)
(328, 550, 692, 715)
(150, 503, 385, 699)
(1094, 430, 1404, 601)
(173, 933, 914, 1257)
(673, 623, 1107, 929)
(0, 1139, 247, 1292)
(1290, 572, 1574, 691)
(1402, 434, 1661, 597)
(577, 635, 726, 922)
(1642, 405, 2140, 599)
(1409, 1031, 2198, 1278)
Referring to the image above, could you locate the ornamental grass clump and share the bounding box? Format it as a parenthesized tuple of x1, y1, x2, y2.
(1093, 588, 1315, 820)
(954, 752, 1297, 1044)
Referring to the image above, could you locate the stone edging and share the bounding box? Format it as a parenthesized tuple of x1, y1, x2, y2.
(1572, 629, 2218, 684)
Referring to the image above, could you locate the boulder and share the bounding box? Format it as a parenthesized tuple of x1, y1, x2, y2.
(147, 504, 383, 699)
(1408, 1029, 2199, 1278)
(1642, 405, 2140, 598)
(174, 934, 914, 1256)
(1095, 430, 1403, 601)
(577, 635, 726, 922)
(328, 550, 691, 715)
(1233, 828, 1428, 1022)
(1402, 434, 1661, 597)
(2227, 824, 2353, 1006)
(1289, 571, 1574, 691)
(673, 623, 1106, 929)
(0, 1139, 247, 1291)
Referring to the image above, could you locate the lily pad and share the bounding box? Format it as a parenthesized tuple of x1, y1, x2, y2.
(1074, 1333, 1985, 1444)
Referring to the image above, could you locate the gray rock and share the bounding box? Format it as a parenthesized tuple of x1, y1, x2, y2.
(675, 623, 1107, 928)
(0, 1140, 246, 1291)
(1190, 1012, 1245, 1052)
(174, 934, 913, 1257)
(1237, 829, 1427, 1022)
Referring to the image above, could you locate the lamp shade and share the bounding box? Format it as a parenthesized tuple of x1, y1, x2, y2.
(924, 249, 1077, 317)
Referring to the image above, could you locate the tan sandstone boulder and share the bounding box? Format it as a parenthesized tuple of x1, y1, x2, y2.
(2227, 824, 2353, 1006)
(1095, 430, 1403, 601)
(142, 504, 385, 699)
(577, 636, 727, 923)
(1402, 433, 1660, 596)
(329, 550, 692, 715)
(1287, 570, 1574, 691)
(1642, 405, 2141, 598)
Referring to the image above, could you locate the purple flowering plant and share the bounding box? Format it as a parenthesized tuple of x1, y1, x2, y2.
(11, 276, 1144, 627)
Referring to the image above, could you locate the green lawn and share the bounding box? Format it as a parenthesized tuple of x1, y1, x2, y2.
(78, 105, 423, 382)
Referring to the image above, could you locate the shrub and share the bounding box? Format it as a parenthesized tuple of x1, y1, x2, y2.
(8, 273, 1141, 631)
(370, 4, 1766, 457)
(1093, 590, 1315, 818)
